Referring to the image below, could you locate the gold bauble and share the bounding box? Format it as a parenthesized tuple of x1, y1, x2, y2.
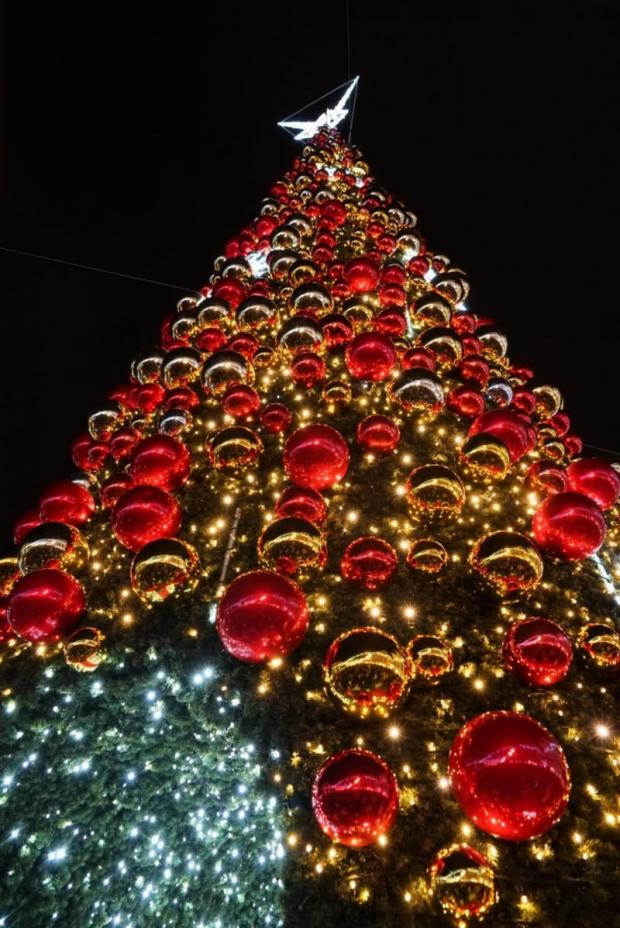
(271, 223, 300, 251)
(258, 517, 326, 577)
(196, 297, 230, 329)
(418, 327, 462, 369)
(469, 531, 543, 595)
(158, 408, 193, 436)
(236, 297, 277, 330)
(322, 379, 352, 405)
(130, 538, 201, 604)
(88, 407, 122, 442)
(324, 627, 410, 717)
(170, 312, 197, 343)
(577, 622, 620, 669)
(407, 635, 454, 682)
(533, 384, 563, 419)
(0, 557, 20, 597)
(131, 349, 164, 385)
(18, 523, 89, 574)
(291, 282, 332, 315)
(162, 348, 203, 389)
(406, 539, 449, 573)
(406, 465, 465, 517)
(389, 370, 445, 418)
(63, 627, 106, 673)
(460, 433, 511, 481)
(476, 325, 508, 361)
(342, 297, 374, 330)
(277, 316, 324, 355)
(429, 844, 497, 920)
(208, 426, 263, 470)
(201, 350, 253, 395)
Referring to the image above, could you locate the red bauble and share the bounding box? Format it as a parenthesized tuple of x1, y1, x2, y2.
(112, 485, 182, 552)
(212, 276, 246, 309)
(7, 568, 85, 643)
(284, 425, 349, 490)
(164, 387, 200, 411)
(195, 328, 227, 353)
(100, 473, 135, 508)
(39, 480, 96, 526)
(291, 352, 326, 388)
(344, 257, 380, 293)
(504, 618, 573, 687)
(468, 409, 531, 462)
(402, 348, 436, 372)
(71, 433, 108, 472)
(356, 415, 400, 453)
(110, 426, 142, 462)
(260, 403, 293, 434)
(459, 355, 490, 389)
(449, 711, 570, 840)
(527, 461, 568, 495)
(275, 485, 327, 525)
(532, 491, 606, 561)
(566, 458, 620, 511)
(564, 434, 583, 458)
(14, 508, 42, 545)
(312, 749, 399, 847)
(222, 384, 261, 419)
(447, 385, 485, 418)
(133, 383, 166, 413)
(376, 306, 407, 337)
(341, 537, 398, 590)
(511, 389, 537, 416)
(216, 570, 309, 663)
(129, 435, 190, 491)
(345, 331, 397, 381)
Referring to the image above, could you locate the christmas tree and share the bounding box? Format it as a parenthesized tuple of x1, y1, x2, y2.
(1, 126, 619, 928)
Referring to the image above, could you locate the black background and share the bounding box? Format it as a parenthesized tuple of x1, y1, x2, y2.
(1, 1, 619, 544)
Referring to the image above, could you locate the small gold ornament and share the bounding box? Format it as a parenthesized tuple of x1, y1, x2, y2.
(324, 627, 410, 717)
(407, 635, 454, 682)
(406, 465, 465, 518)
(208, 426, 263, 470)
(322, 379, 352, 405)
(429, 844, 497, 920)
(0, 557, 20, 596)
(277, 316, 324, 356)
(201, 350, 253, 395)
(342, 297, 374, 330)
(18, 523, 89, 574)
(577, 622, 620, 669)
(63, 627, 106, 673)
(460, 434, 511, 481)
(258, 517, 326, 577)
(389, 370, 445, 418)
(132, 349, 164, 384)
(406, 539, 449, 573)
(88, 407, 122, 441)
(412, 292, 452, 327)
(533, 384, 563, 419)
(418, 327, 462, 369)
(130, 537, 201, 604)
(162, 347, 203, 389)
(469, 531, 543, 595)
(476, 325, 508, 361)
(253, 345, 276, 368)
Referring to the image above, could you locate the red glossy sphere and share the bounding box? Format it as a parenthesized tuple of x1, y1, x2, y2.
(39, 480, 96, 526)
(469, 409, 531, 462)
(321, 313, 353, 349)
(312, 749, 399, 847)
(549, 413, 571, 438)
(564, 434, 583, 458)
(532, 491, 606, 561)
(7, 568, 85, 643)
(291, 352, 326, 388)
(133, 383, 166, 413)
(345, 331, 397, 381)
(112, 485, 182, 552)
(14, 508, 43, 546)
(164, 387, 200, 411)
(284, 425, 349, 490)
(567, 458, 620, 511)
(448, 385, 485, 418)
(260, 403, 293, 434)
(100, 473, 135, 508)
(129, 435, 190, 491)
(511, 389, 537, 416)
(449, 711, 570, 841)
(222, 384, 261, 419)
(71, 433, 108, 472)
(356, 415, 400, 453)
(275, 485, 327, 525)
(402, 348, 436, 372)
(376, 306, 407, 336)
(110, 426, 142, 462)
(195, 328, 227, 353)
(344, 257, 380, 293)
(527, 461, 568, 495)
(459, 355, 490, 389)
(504, 617, 573, 687)
(216, 570, 309, 663)
(341, 537, 398, 590)
(227, 332, 259, 359)
(212, 276, 246, 309)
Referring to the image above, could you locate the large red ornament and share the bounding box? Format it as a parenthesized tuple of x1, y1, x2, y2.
(341, 537, 398, 590)
(112, 485, 182, 552)
(284, 424, 349, 490)
(260, 403, 293, 434)
(345, 331, 397, 381)
(447, 385, 485, 418)
(7, 568, 85, 643)
(275, 485, 327, 525)
(13, 509, 42, 546)
(312, 748, 399, 847)
(468, 410, 531, 462)
(503, 617, 573, 687)
(566, 458, 620, 511)
(449, 711, 570, 841)
(356, 415, 400, 453)
(344, 257, 379, 293)
(532, 491, 606, 561)
(129, 435, 190, 491)
(222, 384, 261, 419)
(39, 480, 96, 526)
(216, 570, 309, 663)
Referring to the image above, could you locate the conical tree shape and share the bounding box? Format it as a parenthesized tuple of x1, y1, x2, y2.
(1, 130, 619, 928)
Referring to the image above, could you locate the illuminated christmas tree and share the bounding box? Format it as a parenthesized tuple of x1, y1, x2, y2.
(1, 111, 620, 928)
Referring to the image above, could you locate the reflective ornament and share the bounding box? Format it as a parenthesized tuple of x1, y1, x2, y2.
(340, 537, 398, 590)
(468, 410, 531, 463)
(345, 331, 396, 382)
(527, 460, 568, 495)
(406, 465, 465, 517)
(342, 296, 374, 329)
(253, 344, 276, 368)
(533, 385, 563, 419)
(344, 257, 379, 293)
(321, 313, 353, 349)
(485, 378, 513, 408)
(258, 517, 326, 576)
(226, 332, 259, 359)
(429, 844, 497, 921)
(470, 531, 543, 595)
(460, 355, 490, 389)
(407, 635, 454, 682)
(284, 424, 349, 489)
(236, 296, 277, 330)
(476, 325, 508, 360)
(129, 435, 190, 491)
(413, 292, 452, 327)
(132, 348, 164, 384)
(312, 749, 399, 848)
(18, 522, 89, 574)
(290, 351, 326, 388)
(7, 568, 85, 643)
(222, 384, 261, 419)
(291, 281, 332, 314)
(201, 350, 253, 396)
(324, 627, 410, 717)
(278, 315, 323, 355)
(401, 347, 436, 372)
(88, 407, 121, 442)
(110, 426, 141, 462)
(504, 617, 572, 687)
(275, 485, 327, 525)
(389, 369, 445, 417)
(260, 403, 292, 434)
(13, 509, 42, 546)
(162, 348, 202, 389)
(567, 458, 620, 510)
(322, 379, 352, 405)
(577, 622, 620, 669)
(448, 385, 485, 419)
(449, 711, 570, 840)
(159, 407, 193, 436)
(100, 474, 134, 509)
(406, 538, 448, 573)
(112, 485, 182, 552)
(39, 480, 95, 526)
(130, 537, 201, 604)
(216, 570, 309, 663)
(0, 558, 20, 596)
(461, 433, 511, 480)
(356, 415, 400, 453)
(208, 426, 262, 470)
(532, 492, 606, 561)
(419, 326, 462, 368)
(63, 627, 106, 672)
(195, 327, 227, 353)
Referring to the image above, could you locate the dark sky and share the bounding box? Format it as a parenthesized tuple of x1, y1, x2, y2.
(1, 1, 619, 544)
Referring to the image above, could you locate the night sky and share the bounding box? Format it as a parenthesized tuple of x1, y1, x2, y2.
(1, 2, 619, 543)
